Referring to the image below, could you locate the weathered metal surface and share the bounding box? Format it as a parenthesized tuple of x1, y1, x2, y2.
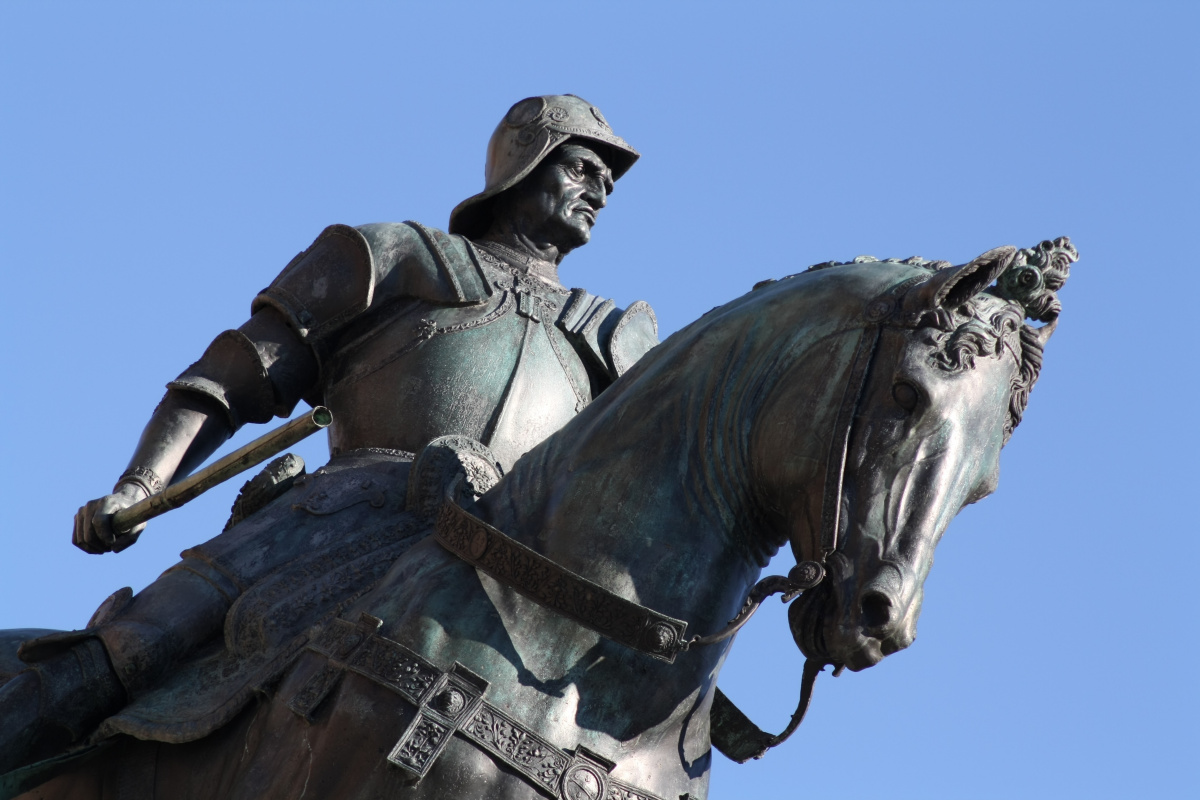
(111, 407, 331, 535)
(435, 493, 690, 663)
(0, 95, 1077, 800)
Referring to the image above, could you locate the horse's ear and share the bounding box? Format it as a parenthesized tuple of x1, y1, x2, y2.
(905, 246, 1017, 312)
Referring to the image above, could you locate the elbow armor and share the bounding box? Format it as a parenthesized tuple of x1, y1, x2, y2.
(168, 329, 277, 431)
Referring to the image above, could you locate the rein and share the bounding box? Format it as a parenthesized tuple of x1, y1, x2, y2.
(436, 496, 830, 663)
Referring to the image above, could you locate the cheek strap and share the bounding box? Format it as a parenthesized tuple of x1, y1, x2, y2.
(818, 324, 882, 560)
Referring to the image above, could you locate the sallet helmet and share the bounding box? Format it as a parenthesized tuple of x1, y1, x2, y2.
(449, 95, 640, 239)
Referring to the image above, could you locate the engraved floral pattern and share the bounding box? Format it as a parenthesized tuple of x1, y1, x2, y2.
(463, 707, 568, 792)
(286, 665, 341, 718)
(294, 617, 666, 799)
(390, 716, 450, 772)
(357, 639, 437, 701)
(607, 784, 659, 800)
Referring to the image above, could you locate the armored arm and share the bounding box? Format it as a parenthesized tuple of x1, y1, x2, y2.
(74, 221, 485, 554)
(73, 306, 320, 554)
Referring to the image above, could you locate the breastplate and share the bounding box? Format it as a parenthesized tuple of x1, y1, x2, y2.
(321, 250, 593, 471)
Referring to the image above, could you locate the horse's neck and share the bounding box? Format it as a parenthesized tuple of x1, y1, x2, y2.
(474, 264, 902, 629)
(479, 366, 767, 632)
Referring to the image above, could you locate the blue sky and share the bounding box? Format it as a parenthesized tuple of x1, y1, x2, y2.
(1, 3, 1196, 797)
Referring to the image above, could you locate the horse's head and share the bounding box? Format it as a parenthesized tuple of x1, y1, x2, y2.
(754, 239, 1076, 673)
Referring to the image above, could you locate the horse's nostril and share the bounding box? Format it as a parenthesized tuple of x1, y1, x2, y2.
(860, 591, 893, 630)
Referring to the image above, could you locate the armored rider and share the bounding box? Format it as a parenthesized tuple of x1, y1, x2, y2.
(0, 95, 658, 774)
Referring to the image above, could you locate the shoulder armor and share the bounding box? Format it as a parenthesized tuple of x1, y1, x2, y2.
(252, 224, 374, 347)
(560, 291, 659, 380)
(607, 300, 659, 377)
(559, 289, 617, 374)
(253, 222, 492, 354)
(357, 221, 491, 306)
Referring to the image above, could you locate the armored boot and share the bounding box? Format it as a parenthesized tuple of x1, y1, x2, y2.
(0, 638, 125, 774)
(0, 557, 239, 777)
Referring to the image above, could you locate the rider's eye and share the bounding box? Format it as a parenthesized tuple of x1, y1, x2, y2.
(892, 381, 919, 412)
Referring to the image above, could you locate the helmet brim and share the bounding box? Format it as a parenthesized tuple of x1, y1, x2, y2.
(449, 132, 638, 240)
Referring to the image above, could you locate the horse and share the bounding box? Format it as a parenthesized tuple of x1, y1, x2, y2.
(5, 237, 1076, 800)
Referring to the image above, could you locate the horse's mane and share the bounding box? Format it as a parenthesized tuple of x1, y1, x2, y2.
(804, 238, 1076, 444)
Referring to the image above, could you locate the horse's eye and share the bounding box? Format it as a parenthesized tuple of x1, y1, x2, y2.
(892, 381, 919, 412)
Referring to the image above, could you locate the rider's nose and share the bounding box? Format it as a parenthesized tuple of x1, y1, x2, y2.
(583, 180, 607, 210)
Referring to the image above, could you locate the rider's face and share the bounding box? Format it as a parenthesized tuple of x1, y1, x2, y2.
(503, 142, 614, 253)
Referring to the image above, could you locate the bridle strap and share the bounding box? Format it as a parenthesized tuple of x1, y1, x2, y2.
(817, 324, 882, 560)
(708, 321, 885, 763)
(433, 305, 895, 761)
(435, 488, 824, 664)
(435, 491, 691, 663)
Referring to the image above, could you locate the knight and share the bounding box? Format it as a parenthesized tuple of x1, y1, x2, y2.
(0, 95, 658, 775)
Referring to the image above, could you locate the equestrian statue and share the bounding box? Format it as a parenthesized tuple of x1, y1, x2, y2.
(0, 95, 1078, 800)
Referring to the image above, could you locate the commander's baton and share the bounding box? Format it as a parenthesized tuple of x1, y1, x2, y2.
(111, 406, 333, 536)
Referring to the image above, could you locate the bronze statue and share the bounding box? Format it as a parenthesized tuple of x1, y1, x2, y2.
(0, 94, 1078, 800)
(1, 94, 658, 779)
(73, 93, 654, 556)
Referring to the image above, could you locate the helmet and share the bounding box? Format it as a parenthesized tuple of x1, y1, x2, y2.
(449, 95, 640, 239)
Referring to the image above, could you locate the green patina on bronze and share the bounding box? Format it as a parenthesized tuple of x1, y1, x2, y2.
(0, 95, 1077, 800)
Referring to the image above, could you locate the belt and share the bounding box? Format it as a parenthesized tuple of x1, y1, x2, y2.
(287, 614, 664, 800)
